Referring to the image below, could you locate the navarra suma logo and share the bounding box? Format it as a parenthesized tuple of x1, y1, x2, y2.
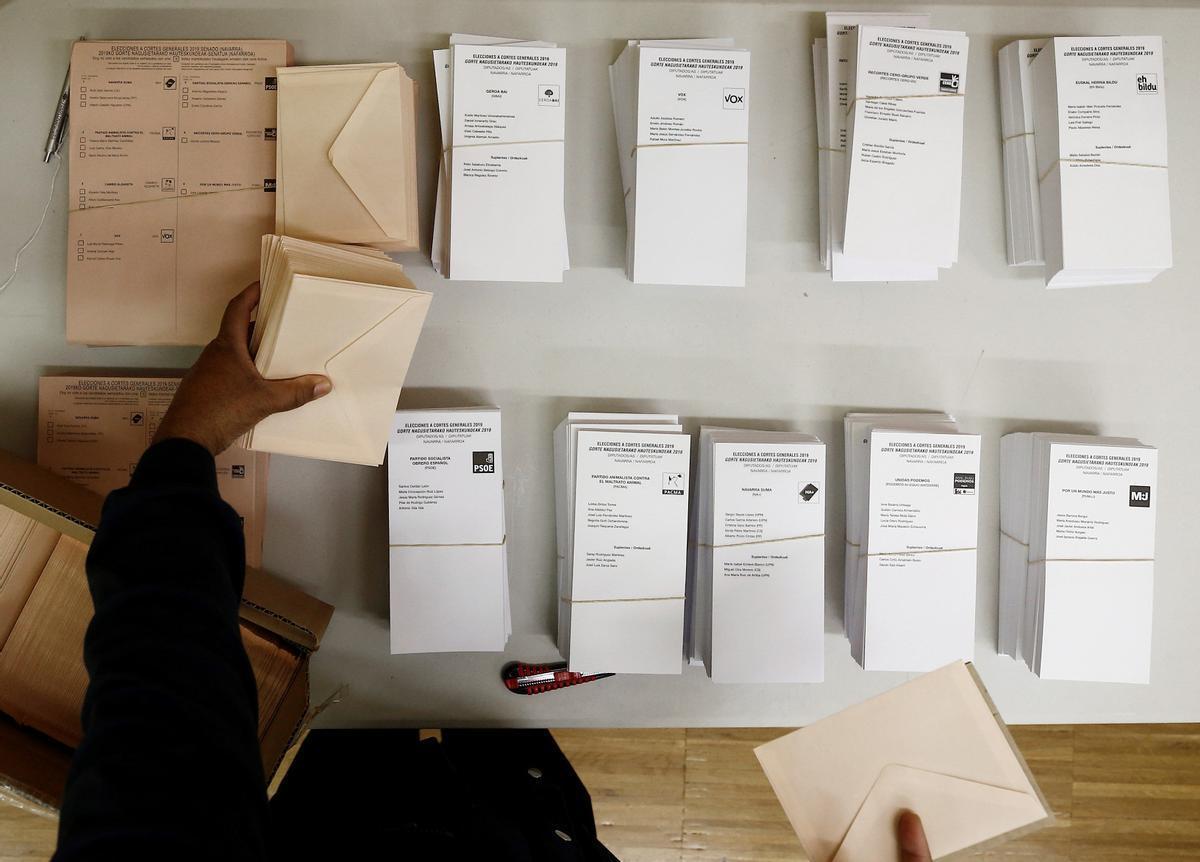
(1136, 73, 1159, 94)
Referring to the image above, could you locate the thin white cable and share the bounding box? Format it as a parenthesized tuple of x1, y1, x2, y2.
(0, 153, 63, 295)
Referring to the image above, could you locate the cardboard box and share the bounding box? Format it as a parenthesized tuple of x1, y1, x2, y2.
(0, 448, 332, 817)
(37, 375, 270, 567)
(66, 40, 292, 346)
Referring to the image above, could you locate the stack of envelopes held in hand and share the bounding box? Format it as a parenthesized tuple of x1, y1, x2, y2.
(843, 412, 980, 671)
(432, 34, 569, 282)
(999, 433, 1157, 683)
(242, 236, 432, 466)
(755, 661, 1053, 862)
(609, 38, 751, 286)
(275, 63, 419, 251)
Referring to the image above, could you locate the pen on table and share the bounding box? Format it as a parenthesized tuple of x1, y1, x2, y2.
(43, 43, 79, 163)
(502, 661, 614, 695)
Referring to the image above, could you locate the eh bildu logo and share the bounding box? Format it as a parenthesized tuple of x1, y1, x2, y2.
(800, 483, 820, 503)
(1129, 485, 1151, 507)
(939, 72, 960, 94)
(472, 451, 495, 474)
(723, 87, 745, 109)
(1136, 73, 1159, 94)
(953, 473, 976, 495)
(662, 472, 685, 495)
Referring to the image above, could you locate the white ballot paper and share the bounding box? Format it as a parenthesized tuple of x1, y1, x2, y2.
(432, 34, 569, 282)
(820, 11, 934, 281)
(1030, 36, 1171, 287)
(998, 39, 1047, 266)
(690, 428, 826, 683)
(1000, 433, 1157, 683)
(841, 26, 969, 271)
(610, 38, 750, 286)
(388, 408, 510, 653)
(554, 414, 690, 674)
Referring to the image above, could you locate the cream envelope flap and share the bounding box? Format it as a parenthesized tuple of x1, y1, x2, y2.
(329, 66, 411, 240)
(252, 275, 430, 465)
(830, 765, 1048, 862)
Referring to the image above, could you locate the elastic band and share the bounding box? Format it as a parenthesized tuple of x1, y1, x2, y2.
(697, 532, 824, 550)
(390, 536, 507, 549)
(69, 182, 265, 214)
(1002, 131, 1034, 142)
(1038, 157, 1166, 184)
(845, 91, 964, 117)
(560, 595, 684, 605)
(865, 546, 976, 558)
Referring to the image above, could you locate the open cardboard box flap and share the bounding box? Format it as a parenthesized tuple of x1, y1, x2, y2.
(0, 448, 335, 817)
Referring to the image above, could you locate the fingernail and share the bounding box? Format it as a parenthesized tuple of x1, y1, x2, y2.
(313, 380, 332, 398)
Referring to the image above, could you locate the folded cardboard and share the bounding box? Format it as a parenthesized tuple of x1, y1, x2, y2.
(0, 448, 333, 816)
(37, 375, 270, 567)
(66, 40, 292, 346)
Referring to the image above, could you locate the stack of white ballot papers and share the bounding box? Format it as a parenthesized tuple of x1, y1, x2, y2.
(243, 236, 432, 466)
(688, 428, 826, 683)
(432, 34, 569, 282)
(843, 412, 980, 671)
(609, 38, 750, 286)
(387, 408, 510, 654)
(998, 40, 1046, 266)
(999, 433, 1158, 683)
(1028, 36, 1172, 287)
(554, 413, 690, 674)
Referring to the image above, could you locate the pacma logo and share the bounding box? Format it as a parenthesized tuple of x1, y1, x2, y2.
(1137, 73, 1159, 94)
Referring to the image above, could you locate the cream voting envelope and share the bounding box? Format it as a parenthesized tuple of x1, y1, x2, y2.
(276, 64, 419, 250)
(755, 662, 1051, 862)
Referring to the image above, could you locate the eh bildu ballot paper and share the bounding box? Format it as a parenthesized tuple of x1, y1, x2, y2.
(1029, 37, 1171, 287)
(274, 62, 420, 251)
(554, 414, 690, 674)
(843, 413, 980, 672)
(241, 236, 431, 466)
(388, 409, 510, 654)
(36, 376, 269, 568)
(610, 39, 750, 286)
(432, 35, 568, 282)
(66, 40, 290, 345)
(755, 661, 1052, 862)
(1000, 433, 1157, 683)
(688, 428, 826, 683)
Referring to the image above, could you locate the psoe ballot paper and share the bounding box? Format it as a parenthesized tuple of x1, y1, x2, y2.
(568, 430, 691, 674)
(448, 44, 567, 283)
(387, 408, 510, 654)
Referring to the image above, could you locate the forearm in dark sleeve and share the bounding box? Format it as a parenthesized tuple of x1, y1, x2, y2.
(54, 438, 268, 861)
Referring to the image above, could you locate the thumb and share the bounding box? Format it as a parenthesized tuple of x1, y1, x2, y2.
(897, 811, 933, 862)
(261, 374, 332, 414)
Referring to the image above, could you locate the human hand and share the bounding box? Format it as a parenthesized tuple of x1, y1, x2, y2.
(153, 283, 332, 456)
(897, 810, 932, 862)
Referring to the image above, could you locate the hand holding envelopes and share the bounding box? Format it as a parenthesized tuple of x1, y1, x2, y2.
(243, 236, 431, 466)
(275, 64, 419, 250)
(755, 662, 1052, 862)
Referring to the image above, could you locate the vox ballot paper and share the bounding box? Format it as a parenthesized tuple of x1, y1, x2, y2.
(1030, 37, 1171, 287)
(610, 39, 750, 286)
(999, 433, 1157, 683)
(387, 408, 510, 654)
(432, 35, 568, 282)
(66, 40, 290, 345)
(555, 414, 690, 674)
(690, 428, 826, 683)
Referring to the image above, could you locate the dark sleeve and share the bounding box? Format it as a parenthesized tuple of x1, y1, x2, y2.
(54, 438, 268, 862)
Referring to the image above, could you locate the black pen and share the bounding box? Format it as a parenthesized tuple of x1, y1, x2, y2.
(43, 43, 78, 163)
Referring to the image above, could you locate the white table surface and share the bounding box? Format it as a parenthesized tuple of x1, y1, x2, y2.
(1, 0, 1198, 728)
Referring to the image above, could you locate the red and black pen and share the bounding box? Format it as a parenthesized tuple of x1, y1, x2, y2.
(502, 661, 614, 695)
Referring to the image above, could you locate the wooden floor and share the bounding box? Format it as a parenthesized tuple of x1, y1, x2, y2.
(1, 725, 1197, 860)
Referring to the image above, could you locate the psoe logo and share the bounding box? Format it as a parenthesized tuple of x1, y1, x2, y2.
(939, 72, 960, 94)
(472, 451, 495, 474)
(723, 87, 746, 109)
(1129, 485, 1152, 507)
(1136, 73, 1159, 94)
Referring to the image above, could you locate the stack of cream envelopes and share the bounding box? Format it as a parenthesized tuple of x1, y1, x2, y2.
(688, 428, 826, 683)
(610, 38, 750, 286)
(432, 34, 569, 282)
(999, 433, 1157, 683)
(998, 40, 1047, 266)
(843, 412, 980, 671)
(243, 236, 431, 466)
(554, 413, 690, 674)
(388, 408, 510, 654)
(275, 63, 419, 250)
(755, 661, 1053, 862)
(815, 12, 932, 280)
(1029, 37, 1172, 287)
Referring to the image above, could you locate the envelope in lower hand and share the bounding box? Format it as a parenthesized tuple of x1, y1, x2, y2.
(830, 764, 1049, 862)
(250, 276, 431, 466)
